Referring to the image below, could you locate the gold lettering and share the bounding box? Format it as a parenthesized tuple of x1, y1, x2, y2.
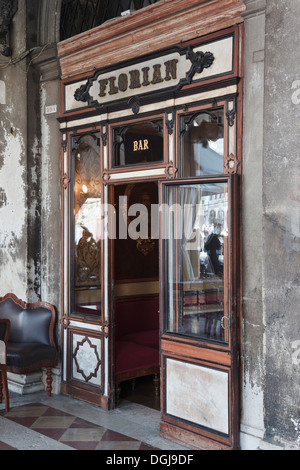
(133, 139, 150, 151)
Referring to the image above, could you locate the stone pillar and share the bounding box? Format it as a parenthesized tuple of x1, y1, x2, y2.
(262, 0, 300, 447)
(240, 0, 266, 450)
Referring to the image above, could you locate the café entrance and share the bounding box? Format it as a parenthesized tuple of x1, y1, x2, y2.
(59, 25, 243, 450)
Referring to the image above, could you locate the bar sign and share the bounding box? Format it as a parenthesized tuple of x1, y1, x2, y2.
(45, 104, 57, 115)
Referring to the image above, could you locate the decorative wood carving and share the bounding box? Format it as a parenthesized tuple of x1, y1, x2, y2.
(62, 173, 70, 189)
(185, 47, 215, 84)
(165, 112, 174, 136)
(128, 96, 141, 115)
(102, 170, 110, 185)
(226, 99, 237, 127)
(101, 124, 108, 147)
(74, 84, 92, 103)
(62, 316, 70, 329)
(224, 153, 240, 174)
(136, 237, 155, 257)
(165, 162, 178, 179)
(73, 44, 214, 110)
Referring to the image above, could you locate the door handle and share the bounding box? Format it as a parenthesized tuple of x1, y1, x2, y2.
(221, 315, 231, 330)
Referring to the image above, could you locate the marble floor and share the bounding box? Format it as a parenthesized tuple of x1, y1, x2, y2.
(0, 380, 191, 451)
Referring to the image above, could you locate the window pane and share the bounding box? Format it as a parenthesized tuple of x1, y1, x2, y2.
(112, 119, 163, 167)
(60, 0, 162, 40)
(72, 132, 101, 316)
(164, 182, 228, 343)
(181, 109, 224, 177)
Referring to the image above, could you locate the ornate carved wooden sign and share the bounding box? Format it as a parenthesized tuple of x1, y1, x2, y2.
(64, 35, 234, 114)
(74, 47, 214, 109)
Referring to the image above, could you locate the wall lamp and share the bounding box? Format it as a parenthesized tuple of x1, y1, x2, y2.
(0, 0, 18, 57)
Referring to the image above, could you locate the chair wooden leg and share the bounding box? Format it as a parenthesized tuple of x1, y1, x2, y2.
(1, 367, 9, 412)
(46, 367, 53, 397)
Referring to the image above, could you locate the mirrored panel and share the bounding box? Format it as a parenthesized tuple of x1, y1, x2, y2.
(180, 109, 224, 177)
(112, 119, 164, 167)
(163, 181, 229, 343)
(72, 132, 101, 316)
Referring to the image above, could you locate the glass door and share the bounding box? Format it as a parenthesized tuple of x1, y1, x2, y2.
(160, 175, 240, 450)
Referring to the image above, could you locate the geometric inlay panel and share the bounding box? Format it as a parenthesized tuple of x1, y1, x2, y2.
(72, 334, 102, 387)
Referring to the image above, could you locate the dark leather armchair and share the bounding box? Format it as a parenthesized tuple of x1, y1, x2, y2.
(0, 293, 58, 397)
(0, 319, 11, 411)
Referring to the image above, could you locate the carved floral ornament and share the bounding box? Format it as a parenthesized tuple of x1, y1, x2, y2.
(224, 153, 240, 174)
(165, 162, 178, 179)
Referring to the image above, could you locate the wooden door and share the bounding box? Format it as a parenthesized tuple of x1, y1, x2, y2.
(159, 175, 240, 450)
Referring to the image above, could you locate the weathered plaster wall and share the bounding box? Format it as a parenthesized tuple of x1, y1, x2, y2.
(262, 0, 300, 447)
(242, 0, 300, 450)
(240, 0, 266, 449)
(0, 0, 28, 299)
(0, 0, 62, 393)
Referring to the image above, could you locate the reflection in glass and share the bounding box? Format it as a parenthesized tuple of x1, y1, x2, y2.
(164, 182, 228, 343)
(72, 132, 101, 316)
(113, 119, 163, 167)
(181, 109, 224, 177)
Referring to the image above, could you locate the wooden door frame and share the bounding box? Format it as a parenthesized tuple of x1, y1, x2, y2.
(159, 174, 241, 450)
(107, 179, 162, 409)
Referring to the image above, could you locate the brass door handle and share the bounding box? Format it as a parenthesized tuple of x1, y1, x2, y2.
(221, 315, 231, 330)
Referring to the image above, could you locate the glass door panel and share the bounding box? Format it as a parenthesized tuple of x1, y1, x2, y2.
(71, 132, 102, 317)
(163, 180, 229, 343)
(160, 176, 239, 450)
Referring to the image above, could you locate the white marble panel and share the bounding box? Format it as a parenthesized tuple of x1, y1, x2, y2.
(166, 358, 229, 435)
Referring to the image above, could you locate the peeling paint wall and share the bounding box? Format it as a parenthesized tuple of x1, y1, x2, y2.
(0, 0, 62, 394)
(0, 0, 28, 300)
(263, 0, 300, 447)
(242, 0, 300, 450)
